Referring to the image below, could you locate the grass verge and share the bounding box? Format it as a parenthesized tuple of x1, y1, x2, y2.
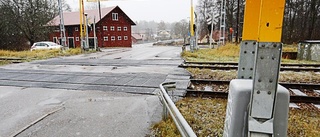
(0, 48, 85, 65)
(152, 98, 320, 137)
(187, 68, 320, 84)
(182, 43, 317, 64)
(152, 44, 320, 136)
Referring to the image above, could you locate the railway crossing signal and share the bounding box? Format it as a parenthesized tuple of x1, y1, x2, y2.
(224, 0, 290, 137)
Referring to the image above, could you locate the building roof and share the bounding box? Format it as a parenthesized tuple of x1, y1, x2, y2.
(49, 6, 135, 26)
(132, 33, 142, 40)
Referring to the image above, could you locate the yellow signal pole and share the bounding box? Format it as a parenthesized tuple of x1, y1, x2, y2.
(189, 0, 195, 52)
(79, 0, 86, 50)
(224, 0, 288, 136)
(242, 0, 285, 42)
(190, 0, 194, 37)
(232, 0, 288, 136)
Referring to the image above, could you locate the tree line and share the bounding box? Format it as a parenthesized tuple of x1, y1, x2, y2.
(196, 0, 320, 44)
(0, 0, 70, 50)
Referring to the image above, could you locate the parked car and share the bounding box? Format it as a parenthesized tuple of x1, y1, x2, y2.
(30, 41, 62, 51)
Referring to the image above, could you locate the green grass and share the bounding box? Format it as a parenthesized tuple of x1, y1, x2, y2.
(0, 48, 85, 65)
(187, 68, 320, 84)
(152, 43, 320, 137)
(182, 43, 317, 63)
(152, 98, 227, 137)
(152, 98, 320, 137)
(182, 43, 239, 62)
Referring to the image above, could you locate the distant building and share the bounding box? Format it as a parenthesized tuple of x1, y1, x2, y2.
(131, 33, 143, 44)
(155, 30, 171, 40)
(199, 30, 222, 43)
(132, 29, 155, 42)
(48, 6, 136, 48)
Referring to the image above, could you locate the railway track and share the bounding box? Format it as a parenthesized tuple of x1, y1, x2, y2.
(184, 61, 320, 67)
(187, 79, 320, 106)
(0, 57, 25, 63)
(180, 61, 320, 72)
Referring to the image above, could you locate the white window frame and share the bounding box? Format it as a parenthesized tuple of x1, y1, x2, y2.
(123, 27, 127, 31)
(117, 27, 121, 31)
(118, 36, 122, 40)
(75, 27, 78, 31)
(76, 37, 79, 41)
(112, 13, 118, 21)
(111, 36, 115, 41)
(124, 36, 128, 40)
(111, 26, 115, 31)
(103, 26, 107, 31)
(103, 36, 108, 41)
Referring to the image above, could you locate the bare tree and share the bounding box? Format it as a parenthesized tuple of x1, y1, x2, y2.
(196, 0, 219, 37)
(157, 21, 166, 30)
(173, 19, 189, 44)
(0, 0, 70, 50)
(282, 0, 320, 43)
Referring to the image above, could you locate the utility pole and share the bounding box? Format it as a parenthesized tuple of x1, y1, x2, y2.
(85, 13, 89, 49)
(79, 0, 86, 52)
(98, 0, 103, 47)
(93, 16, 97, 51)
(219, 0, 226, 45)
(194, 12, 198, 50)
(235, 0, 240, 43)
(58, 0, 67, 48)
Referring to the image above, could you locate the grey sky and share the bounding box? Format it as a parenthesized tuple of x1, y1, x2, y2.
(66, 0, 198, 23)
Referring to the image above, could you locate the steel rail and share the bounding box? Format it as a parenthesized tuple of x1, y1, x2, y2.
(185, 90, 320, 104)
(179, 64, 320, 72)
(0, 57, 25, 60)
(184, 61, 320, 67)
(190, 79, 320, 90)
(159, 82, 197, 137)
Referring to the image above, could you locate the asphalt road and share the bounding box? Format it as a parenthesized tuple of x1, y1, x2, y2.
(0, 43, 190, 137)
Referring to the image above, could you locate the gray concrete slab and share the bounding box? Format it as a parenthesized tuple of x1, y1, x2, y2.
(0, 86, 162, 137)
(113, 86, 157, 94)
(77, 85, 118, 91)
(0, 44, 190, 136)
(126, 77, 150, 86)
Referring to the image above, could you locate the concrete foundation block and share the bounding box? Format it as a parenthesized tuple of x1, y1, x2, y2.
(223, 79, 289, 137)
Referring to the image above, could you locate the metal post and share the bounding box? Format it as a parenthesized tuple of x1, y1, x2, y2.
(79, 0, 85, 51)
(219, 0, 226, 45)
(209, 11, 214, 49)
(194, 12, 198, 50)
(235, 0, 240, 43)
(224, 0, 289, 136)
(58, 0, 67, 48)
(190, 0, 194, 52)
(85, 13, 89, 50)
(93, 16, 97, 51)
(98, 0, 103, 47)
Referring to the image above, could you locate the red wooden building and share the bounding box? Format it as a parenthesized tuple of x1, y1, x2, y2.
(49, 6, 136, 48)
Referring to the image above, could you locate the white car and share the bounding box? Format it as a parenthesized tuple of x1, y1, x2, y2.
(30, 41, 63, 51)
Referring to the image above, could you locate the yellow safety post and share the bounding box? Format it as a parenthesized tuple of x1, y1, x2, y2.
(258, 0, 286, 42)
(79, 0, 87, 50)
(79, 0, 84, 39)
(241, 0, 261, 41)
(225, 0, 289, 136)
(190, 0, 194, 37)
(242, 0, 285, 42)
